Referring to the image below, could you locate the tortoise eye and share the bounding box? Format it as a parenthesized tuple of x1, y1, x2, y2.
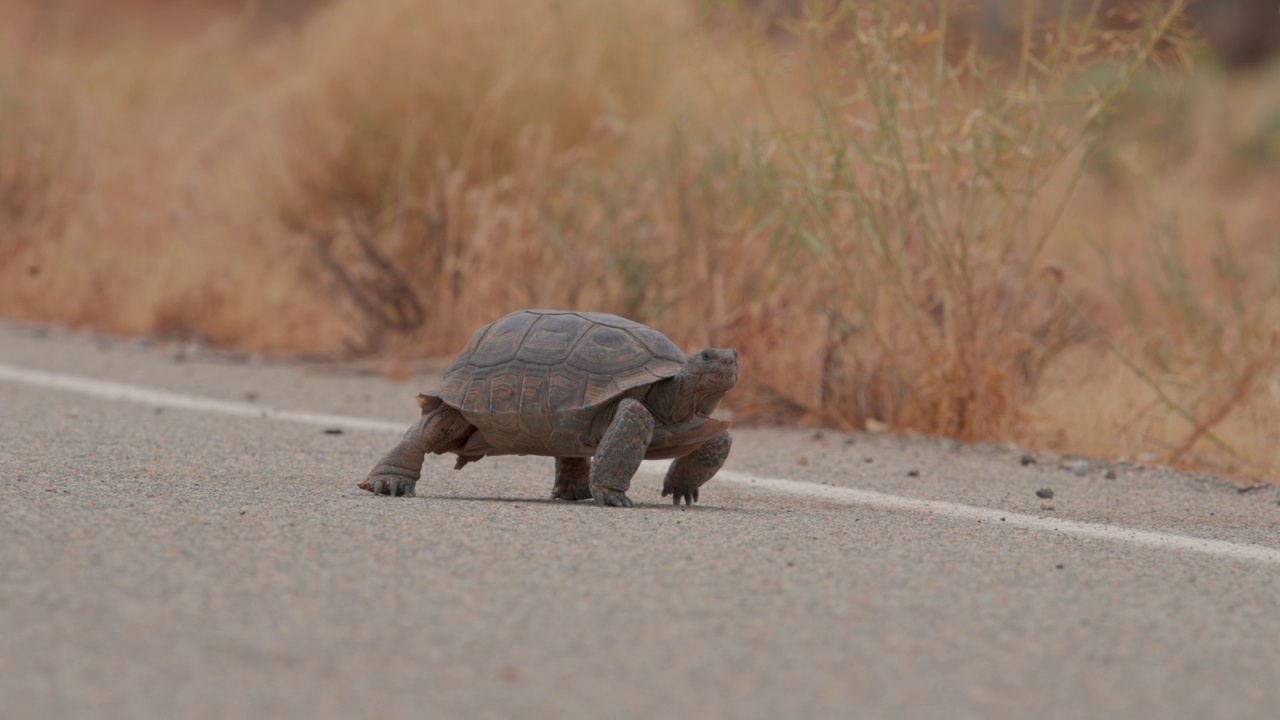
(699, 350, 711, 361)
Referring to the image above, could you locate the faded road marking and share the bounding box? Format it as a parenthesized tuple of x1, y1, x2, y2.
(0, 363, 405, 434)
(649, 465, 1280, 564)
(5, 361, 1279, 564)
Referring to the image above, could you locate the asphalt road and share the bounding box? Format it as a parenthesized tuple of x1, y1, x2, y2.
(3, 322, 1280, 719)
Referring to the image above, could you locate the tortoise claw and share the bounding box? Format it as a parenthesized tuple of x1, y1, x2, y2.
(591, 487, 635, 508)
(677, 490, 699, 505)
(661, 486, 698, 506)
(359, 474, 416, 497)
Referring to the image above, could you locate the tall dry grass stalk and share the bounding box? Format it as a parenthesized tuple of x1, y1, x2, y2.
(1022, 40, 1280, 478)
(713, 0, 1190, 439)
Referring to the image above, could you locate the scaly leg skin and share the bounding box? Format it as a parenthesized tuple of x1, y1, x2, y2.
(552, 457, 593, 501)
(589, 398, 654, 508)
(662, 431, 732, 506)
(359, 407, 474, 497)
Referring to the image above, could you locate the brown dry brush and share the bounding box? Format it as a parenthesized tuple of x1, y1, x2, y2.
(280, 0, 779, 360)
(0, 56, 77, 284)
(282, 0, 1192, 442)
(1080, 213, 1280, 470)
(279, 0, 699, 352)
(705, 0, 1188, 439)
(0, 0, 1198, 448)
(2, 0, 1273, 477)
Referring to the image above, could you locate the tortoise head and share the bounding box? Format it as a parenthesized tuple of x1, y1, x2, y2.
(685, 348, 739, 409)
(648, 347, 739, 423)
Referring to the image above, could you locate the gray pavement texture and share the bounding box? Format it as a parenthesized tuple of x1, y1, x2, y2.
(2, 322, 1280, 719)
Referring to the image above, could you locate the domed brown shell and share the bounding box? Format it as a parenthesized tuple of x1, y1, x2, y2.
(429, 309, 687, 456)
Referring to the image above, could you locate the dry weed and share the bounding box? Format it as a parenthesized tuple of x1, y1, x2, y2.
(1, 0, 1278, 480)
(277, 0, 701, 351)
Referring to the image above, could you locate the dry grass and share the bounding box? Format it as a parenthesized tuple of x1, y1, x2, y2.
(1033, 60, 1280, 477)
(0, 0, 344, 348)
(277, 0, 726, 352)
(1, 0, 1278, 480)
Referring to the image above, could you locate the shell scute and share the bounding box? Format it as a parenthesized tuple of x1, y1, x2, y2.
(518, 365, 554, 439)
(486, 366, 524, 435)
(584, 373, 618, 406)
(546, 363, 589, 411)
(565, 326, 648, 375)
(633, 325, 683, 358)
(461, 373, 491, 413)
(515, 312, 591, 366)
(467, 311, 537, 368)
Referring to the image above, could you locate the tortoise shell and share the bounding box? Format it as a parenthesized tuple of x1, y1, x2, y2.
(428, 309, 688, 456)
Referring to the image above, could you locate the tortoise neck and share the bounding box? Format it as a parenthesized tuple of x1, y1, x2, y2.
(647, 376, 687, 424)
(647, 373, 720, 425)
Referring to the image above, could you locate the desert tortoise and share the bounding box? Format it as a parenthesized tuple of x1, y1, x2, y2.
(360, 309, 738, 507)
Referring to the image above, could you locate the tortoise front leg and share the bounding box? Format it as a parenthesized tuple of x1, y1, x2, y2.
(589, 398, 654, 508)
(662, 431, 731, 505)
(360, 407, 474, 497)
(552, 457, 593, 501)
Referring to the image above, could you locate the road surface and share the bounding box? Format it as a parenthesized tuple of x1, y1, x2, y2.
(2, 322, 1279, 719)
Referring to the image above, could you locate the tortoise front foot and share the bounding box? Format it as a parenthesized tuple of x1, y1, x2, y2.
(660, 431, 731, 507)
(661, 482, 699, 506)
(591, 486, 635, 508)
(359, 471, 418, 497)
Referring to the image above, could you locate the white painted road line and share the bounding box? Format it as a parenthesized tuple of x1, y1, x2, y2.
(0, 363, 405, 434)
(5, 361, 1279, 564)
(703, 469, 1280, 564)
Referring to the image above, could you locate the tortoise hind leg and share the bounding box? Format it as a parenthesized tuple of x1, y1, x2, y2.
(662, 431, 731, 505)
(360, 406, 474, 497)
(589, 398, 654, 508)
(552, 457, 593, 501)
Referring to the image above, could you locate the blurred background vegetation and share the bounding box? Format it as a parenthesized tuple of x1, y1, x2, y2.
(2, 0, 1279, 480)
